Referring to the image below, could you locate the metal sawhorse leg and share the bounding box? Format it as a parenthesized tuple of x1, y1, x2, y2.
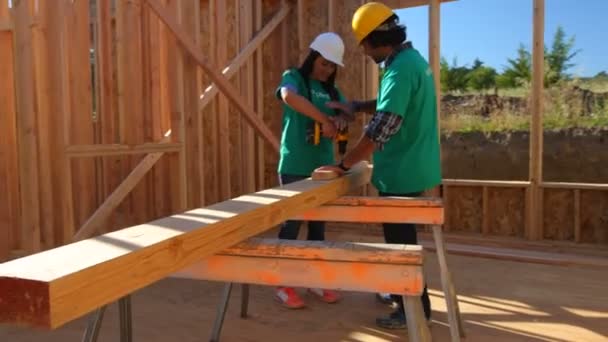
(81, 295, 133, 342)
(209, 283, 250, 342)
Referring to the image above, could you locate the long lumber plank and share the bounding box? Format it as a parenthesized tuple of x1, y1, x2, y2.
(293, 196, 444, 224)
(173, 239, 423, 295)
(0, 162, 370, 329)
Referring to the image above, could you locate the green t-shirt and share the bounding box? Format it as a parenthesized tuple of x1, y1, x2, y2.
(372, 48, 442, 194)
(275, 69, 345, 176)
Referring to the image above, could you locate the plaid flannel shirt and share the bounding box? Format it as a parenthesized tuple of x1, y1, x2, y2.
(364, 112, 403, 150)
(363, 42, 413, 150)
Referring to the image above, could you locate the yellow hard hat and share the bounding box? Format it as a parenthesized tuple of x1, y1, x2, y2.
(352, 2, 395, 44)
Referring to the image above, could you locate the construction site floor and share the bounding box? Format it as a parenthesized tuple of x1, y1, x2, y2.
(1, 232, 607, 342)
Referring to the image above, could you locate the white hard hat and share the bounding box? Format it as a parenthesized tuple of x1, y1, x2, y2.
(309, 32, 345, 67)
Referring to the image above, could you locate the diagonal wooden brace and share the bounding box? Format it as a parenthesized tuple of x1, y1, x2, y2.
(146, 0, 280, 152)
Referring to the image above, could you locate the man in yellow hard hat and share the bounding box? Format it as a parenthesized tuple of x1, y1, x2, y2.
(316, 2, 441, 329)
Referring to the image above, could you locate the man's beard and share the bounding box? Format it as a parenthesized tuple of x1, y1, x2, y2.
(372, 55, 385, 64)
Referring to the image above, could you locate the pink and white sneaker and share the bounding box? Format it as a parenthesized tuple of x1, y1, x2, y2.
(308, 288, 341, 303)
(275, 287, 306, 309)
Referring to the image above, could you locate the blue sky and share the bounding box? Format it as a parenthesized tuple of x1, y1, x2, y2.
(396, 0, 607, 77)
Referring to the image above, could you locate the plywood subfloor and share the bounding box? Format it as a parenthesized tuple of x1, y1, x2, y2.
(1, 233, 607, 342)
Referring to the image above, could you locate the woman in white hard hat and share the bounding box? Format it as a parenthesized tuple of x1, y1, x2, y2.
(273, 32, 349, 309)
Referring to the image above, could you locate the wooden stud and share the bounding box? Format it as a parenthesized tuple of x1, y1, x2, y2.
(0, 161, 371, 329)
(442, 185, 451, 232)
(13, 0, 41, 253)
(255, 0, 265, 190)
(180, 0, 200, 208)
(216, 0, 231, 200)
(68, 0, 97, 233)
(141, 1, 156, 220)
(482, 186, 490, 234)
(429, 0, 441, 127)
(205, 0, 219, 205)
(59, 1, 76, 243)
(0, 1, 11, 31)
(146, 0, 280, 152)
(230, 0, 243, 198)
(328, 0, 336, 32)
(528, 0, 545, 240)
(31, 0, 55, 249)
(0, 30, 18, 259)
(96, 0, 120, 231)
(150, 1, 171, 218)
(34, 0, 74, 247)
(297, 0, 305, 61)
(574, 189, 581, 243)
(241, 0, 256, 194)
(194, 1, 204, 208)
(164, 0, 187, 212)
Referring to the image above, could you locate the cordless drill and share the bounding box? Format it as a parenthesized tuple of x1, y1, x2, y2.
(306, 120, 348, 156)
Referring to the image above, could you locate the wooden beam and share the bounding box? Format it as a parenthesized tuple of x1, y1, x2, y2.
(173, 239, 423, 295)
(399, 0, 456, 8)
(0, 161, 370, 329)
(419, 239, 608, 269)
(66, 142, 182, 158)
(443, 179, 531, 188)
(215, 238, 422, 264)
(294, 197, 443, 224)
(540, 182, 608, 191)
(528, 0, 545, 240)
(199, 5, 290, 110)
(145, 0, 280, 153)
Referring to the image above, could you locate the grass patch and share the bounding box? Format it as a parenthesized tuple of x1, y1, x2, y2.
(441, 110, 608, 133)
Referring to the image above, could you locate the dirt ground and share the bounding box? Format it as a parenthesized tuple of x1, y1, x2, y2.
(1, 232, 607, 342)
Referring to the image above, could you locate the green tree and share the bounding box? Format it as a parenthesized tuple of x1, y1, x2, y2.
(468, 65, 497, 92)
(498, 44, 532, 88)
(440, 57, 469, 92)
(545, 26, 580, 85)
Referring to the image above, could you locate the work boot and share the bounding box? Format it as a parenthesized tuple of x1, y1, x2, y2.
(376, 309, 432, 330)
(376, 292, 397, 306)
(376, 310, 408, 329)
(274, 287, 305, 309)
